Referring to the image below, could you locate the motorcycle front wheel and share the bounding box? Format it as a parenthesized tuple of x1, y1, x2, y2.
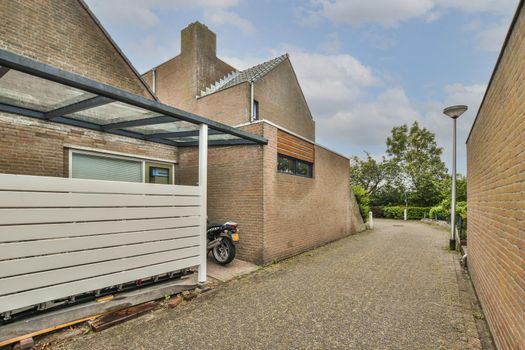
(212, 238, 236, 265)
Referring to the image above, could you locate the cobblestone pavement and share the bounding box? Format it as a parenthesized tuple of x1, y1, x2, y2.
(55, 219, 487, 349)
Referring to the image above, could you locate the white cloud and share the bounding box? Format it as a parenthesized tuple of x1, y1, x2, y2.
(84, 0, 253, 32)
(475, 21, 509, 52)
(319, 33, 342, 54)
(317, 88, 421, 145)
(203, 9, 255, 34)
(300, 0, 517, 26)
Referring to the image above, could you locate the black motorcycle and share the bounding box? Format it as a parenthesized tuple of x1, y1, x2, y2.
(207, 221, 239, 265)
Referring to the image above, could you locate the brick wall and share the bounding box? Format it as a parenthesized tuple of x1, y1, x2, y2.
(176, 123, 265, 262)
(254, 59, 316, 141)
(0, 0, 153, 98)
(466, 2, 525, 349)
(0, 0, 178, 177)
(262, 124, 364, 262)
(0, 113, 177, 177)
(143, 22, 235, 111)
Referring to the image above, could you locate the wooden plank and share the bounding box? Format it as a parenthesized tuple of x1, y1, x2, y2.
(0, 206, 200, 225)
(0, 191, 200, 208)
(0, 256, 200, 313)
(0, 226, 200, 260)
(0, 216, 200, 242)
(0, 173, 200, 196)
(0, 246, 200, 296)
(0, 236, 200, 278)
(278, 145, 314, 163)
(0, 314, 100, 347)
(89, 301, 157, 332)
(277, 130, 314, 163)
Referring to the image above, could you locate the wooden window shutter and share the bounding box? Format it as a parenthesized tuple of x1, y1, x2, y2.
(277, 130, 314, 163)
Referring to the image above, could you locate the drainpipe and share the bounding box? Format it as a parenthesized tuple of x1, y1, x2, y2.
(249, 79, 254, 122)
(152, 68, 156, 94)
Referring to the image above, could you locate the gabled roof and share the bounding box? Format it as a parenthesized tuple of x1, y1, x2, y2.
(200, 54, 288, 97)
(78, 0, 158, 101)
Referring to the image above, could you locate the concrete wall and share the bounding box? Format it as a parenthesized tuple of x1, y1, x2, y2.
(466, 3, 525, 349)
(255, 59, 315, 141)
(0, 0, 178, 177)
(262, 123, 364, 263)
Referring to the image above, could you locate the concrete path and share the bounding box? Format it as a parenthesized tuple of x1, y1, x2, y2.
(54, 219, 488, 349)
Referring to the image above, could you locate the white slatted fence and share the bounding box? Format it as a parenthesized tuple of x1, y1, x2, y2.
(0, 174, 204, 314)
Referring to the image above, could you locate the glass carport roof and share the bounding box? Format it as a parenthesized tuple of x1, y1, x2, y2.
(0, 49, 267, 147)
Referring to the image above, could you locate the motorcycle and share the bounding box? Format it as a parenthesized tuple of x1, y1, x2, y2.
(207, 221, 239, 265)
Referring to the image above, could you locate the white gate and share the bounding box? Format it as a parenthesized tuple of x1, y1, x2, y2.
(0, 174, 204, 315)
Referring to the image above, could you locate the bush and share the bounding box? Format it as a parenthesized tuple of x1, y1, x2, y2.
(380, 206, 433, 220)
(429, 200, 467, 221)
(370, 206, 384, 218)
(351, 185, 370, 221)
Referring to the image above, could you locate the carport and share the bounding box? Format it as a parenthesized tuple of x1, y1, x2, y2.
(0, 48, 267, 321)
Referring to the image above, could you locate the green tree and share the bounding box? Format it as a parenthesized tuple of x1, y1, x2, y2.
(386, 122, 448, 206)
(439, 173, 467, 202)
(349, 153, 392, 197)
(351, 185, 370, 221)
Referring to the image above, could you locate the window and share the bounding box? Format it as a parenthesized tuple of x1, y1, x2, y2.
(146, 162, 172, 184)
(70, 150, 174, 184)
(277, 154, 313, 178)
(72, 152, 143, 182)
(252, 100, 259, 121)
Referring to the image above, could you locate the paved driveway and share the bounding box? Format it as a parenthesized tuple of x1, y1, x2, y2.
(55, 219, 487, 349)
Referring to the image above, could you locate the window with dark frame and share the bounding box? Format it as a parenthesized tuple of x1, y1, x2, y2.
(277, 154, 313, 178)
(252, 100, 259, 121)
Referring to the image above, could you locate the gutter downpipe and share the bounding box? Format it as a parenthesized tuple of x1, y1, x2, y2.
(152, 69, 156, 94)
(249, 79, 254, 122)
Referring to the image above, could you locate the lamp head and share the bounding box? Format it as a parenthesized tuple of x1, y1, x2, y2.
(443, 105, 468, 119)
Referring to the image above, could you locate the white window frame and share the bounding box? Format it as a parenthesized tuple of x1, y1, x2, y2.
(68, 147, 175, 184)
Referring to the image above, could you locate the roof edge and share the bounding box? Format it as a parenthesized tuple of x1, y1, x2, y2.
(466, 0, 524, 144)
(77, 0, 159, 101)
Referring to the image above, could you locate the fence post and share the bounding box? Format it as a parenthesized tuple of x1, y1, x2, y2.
(368, 211, 374, 229)
(404, 208, 407, 221)
(198, 124, 208, 284)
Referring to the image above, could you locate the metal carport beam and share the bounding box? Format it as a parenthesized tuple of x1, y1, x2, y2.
(0, 66, 9, 79)
(0, 49, 268, 146)
(0, 102, 180, 147)
(146, 129, 222, 140)
(44, 96, 113, 120)
(102, 115, 175, 131)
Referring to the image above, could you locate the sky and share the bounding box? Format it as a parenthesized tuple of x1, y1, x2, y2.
(84, 0, 519, 175)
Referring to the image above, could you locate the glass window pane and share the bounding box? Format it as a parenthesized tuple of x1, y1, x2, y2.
(126, 121, 198, 135)
(296, 160, 313, 177)
(0, 70, 95, 112)
(167, 136, 199, 142)
(208, 134, 241, 141)
(72, 153, 142, 182)
(277, 155, 295, 174)
(68, 101, 158, 125)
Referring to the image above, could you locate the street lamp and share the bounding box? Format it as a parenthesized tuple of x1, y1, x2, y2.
(443, 105, 468, 250)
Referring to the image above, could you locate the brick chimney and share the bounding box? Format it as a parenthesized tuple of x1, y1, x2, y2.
(144, 22, 235, 109)
(180, 22, 222, 97)
(181, 21, 217, 59)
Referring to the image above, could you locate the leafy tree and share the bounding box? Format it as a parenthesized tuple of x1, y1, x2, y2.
(386, 122, 448, 206)
(439, 173, 467, 202)
(351, 185, 370, 221)
(349, 153, 392, 197)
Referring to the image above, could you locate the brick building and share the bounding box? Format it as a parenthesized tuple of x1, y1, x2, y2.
(466, 1, 525, 349)
(142, 22, 365, 264)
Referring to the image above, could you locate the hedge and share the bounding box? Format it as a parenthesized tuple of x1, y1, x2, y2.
(374, 206, 433, 220)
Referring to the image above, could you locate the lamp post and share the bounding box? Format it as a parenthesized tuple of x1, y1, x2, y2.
(443, 105, 467, 250)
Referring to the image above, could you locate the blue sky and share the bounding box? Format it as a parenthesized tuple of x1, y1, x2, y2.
(84, 0, 519, 174)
